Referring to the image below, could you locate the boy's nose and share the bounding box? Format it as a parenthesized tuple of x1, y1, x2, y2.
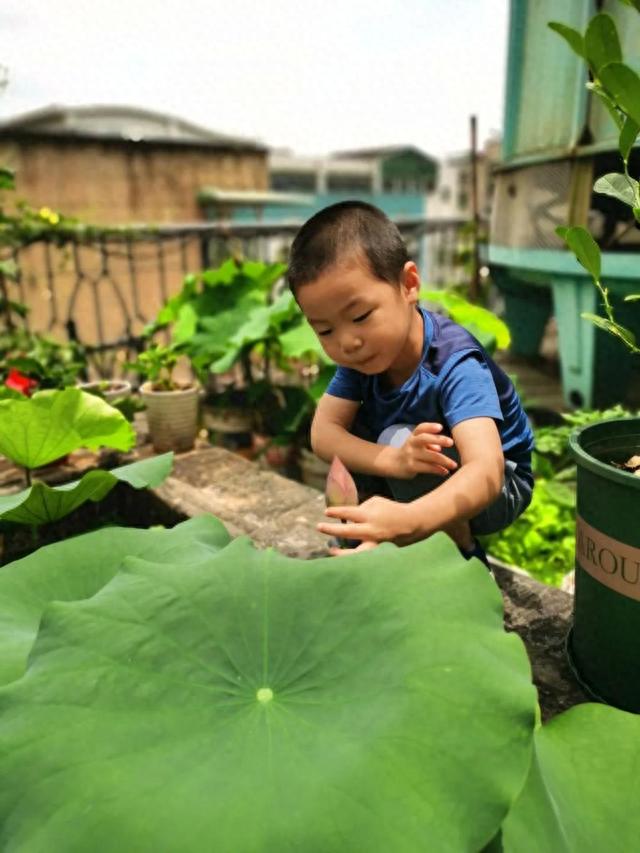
(342, 334, 363, 354)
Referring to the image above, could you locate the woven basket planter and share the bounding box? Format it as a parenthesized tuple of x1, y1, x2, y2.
(140, 383, 200, 453)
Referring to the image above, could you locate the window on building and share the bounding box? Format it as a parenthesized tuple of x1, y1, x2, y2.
(457, 192, 469, 211)
(326, 174, 373, 193)
(270, 172, 317, 192)
(440, 186, 451, 202)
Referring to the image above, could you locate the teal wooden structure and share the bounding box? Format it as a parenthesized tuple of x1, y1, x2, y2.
(489, 0, 640, 408)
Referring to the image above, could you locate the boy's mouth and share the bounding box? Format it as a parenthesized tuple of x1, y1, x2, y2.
(353, 354, 376, 368)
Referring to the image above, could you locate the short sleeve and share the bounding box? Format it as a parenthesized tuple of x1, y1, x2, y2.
(439, 354, 502, 428)
(326, 366, 363, 401)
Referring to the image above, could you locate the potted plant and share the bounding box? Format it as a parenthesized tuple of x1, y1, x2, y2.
(0, 326, 87, 391)
(146, 258, 287, 447)
(128, 344, 200, 453)
(551, 6, 640, 710)
(0, 387, 172, 528)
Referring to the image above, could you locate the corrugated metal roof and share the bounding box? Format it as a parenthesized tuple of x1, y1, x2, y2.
(0, 104, 265, 151)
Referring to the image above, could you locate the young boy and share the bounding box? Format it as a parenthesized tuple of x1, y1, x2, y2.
(288, 200, 534, 563)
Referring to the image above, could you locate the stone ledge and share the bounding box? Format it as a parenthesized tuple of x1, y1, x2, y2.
(156, 446, 590, 721)
(155, 447, 329, 559)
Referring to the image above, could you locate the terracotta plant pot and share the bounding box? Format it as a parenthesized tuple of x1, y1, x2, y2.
(140, 382, 199, 453)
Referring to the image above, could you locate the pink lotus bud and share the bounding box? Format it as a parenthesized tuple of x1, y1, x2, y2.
(325, 456, 359, 507)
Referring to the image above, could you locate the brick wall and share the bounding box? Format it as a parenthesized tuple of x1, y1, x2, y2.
(0, 135, 268, 224)
(0, 136, 269, 357)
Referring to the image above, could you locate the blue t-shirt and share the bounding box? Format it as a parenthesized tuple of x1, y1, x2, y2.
(326, 308, 534, 476)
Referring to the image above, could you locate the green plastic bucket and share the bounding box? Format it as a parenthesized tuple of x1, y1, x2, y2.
(493, 275, 552, 357)
(568, 418, 640, 712)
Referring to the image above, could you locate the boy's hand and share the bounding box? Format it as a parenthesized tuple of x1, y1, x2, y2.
(395, 422, 457, 479)
(328, 540, 379, 558)
(318, 495, 421, 549)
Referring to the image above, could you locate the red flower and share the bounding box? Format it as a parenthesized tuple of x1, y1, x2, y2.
(5, 368, 38, 396)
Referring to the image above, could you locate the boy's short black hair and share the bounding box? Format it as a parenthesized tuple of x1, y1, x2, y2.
(287, 200, 409, 293)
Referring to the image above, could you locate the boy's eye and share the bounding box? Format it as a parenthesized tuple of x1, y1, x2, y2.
(317, 329, 332, 337)
(353, 310, 372, 323)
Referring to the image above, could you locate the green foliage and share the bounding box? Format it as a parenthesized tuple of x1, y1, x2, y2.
(619, 115, 640, 162)
(592, 172, 639, 207)
(547, 22, 584, 59)
(420, 288, 511, 352)
(0, 387, 135, 469)
(0, 167, 15, 191)
(209, 289, 302, 373)
(0, 526, 537, 851)
(126, 344, 181, 391)
(151, 259, 331, 445)
(503, 704, 640, 852)
(149, 260, 329, 383)
(584, 13, 621, 75)
(146, 259, 288, 371)
(484, 406, 637, 585)
(0, 517, 638, 849)
(550, 4, 640, 354)
(599, 62, 640, 129)
(482, 481, 575, 586)
(555, 226, 601, 281)
(0, 451, 173, 525)
(0, 327, 86, 389)
(0, 389, 170, 527)
(556, 226, 639, 353)
(0, 515, 230, 685)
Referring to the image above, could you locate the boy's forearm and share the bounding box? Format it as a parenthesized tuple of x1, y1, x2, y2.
(311, 422, 398, 477)
(404, 459, 504, 541)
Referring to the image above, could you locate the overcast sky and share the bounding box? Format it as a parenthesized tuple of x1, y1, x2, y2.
(1, 0, 509, 158)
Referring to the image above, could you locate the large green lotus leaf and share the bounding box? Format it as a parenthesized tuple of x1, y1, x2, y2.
(185, 287, 266, 354)
(279, 320, 334, 363)
(0, 534, 537, 852)
(0, 514, 230, 686)
(0, 452, 173, 525)
(0, 388, 135, 468)
(502, 703, 640, 852)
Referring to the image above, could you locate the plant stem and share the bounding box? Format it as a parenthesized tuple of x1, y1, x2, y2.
(0, 270, 14, 330)
(240, 350, 253, 387)
(24, 467, 31, 488)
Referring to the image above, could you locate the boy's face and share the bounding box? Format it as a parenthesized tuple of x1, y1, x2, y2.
(296, 255, 422, 378)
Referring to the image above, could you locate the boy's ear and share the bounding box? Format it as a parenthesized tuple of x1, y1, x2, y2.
(401, 261, 420, 303)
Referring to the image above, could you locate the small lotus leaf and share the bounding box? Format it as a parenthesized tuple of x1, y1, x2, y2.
(0, 533, 536, 852)
(0, 452, 173, 525)
(0, 388, 135, 468)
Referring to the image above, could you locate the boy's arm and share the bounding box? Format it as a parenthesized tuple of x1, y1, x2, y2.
(318, 417, 504, 544)
(311, 393, 456, 479)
